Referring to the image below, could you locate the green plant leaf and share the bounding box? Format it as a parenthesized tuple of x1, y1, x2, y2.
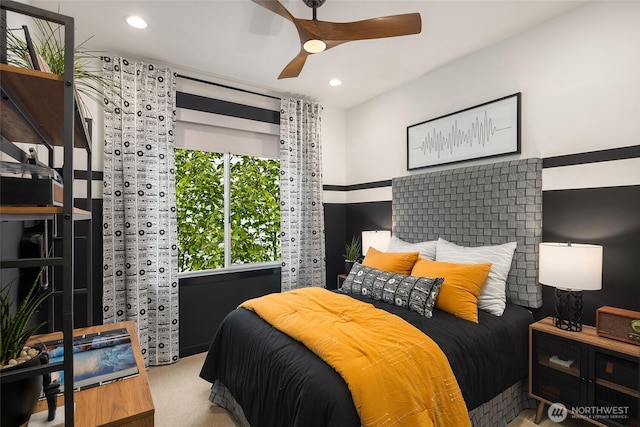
(0, 268, 50, 366)
(343, 236, 361, 261)
(5, 17, 119, 116)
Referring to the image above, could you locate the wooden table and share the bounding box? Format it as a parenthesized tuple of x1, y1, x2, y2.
(29, 321, 154, 427)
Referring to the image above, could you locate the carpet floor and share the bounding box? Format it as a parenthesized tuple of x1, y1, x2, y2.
(147, 352, 590, 427)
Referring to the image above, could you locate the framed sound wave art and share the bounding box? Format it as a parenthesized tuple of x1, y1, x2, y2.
(407, 93, 521, 170)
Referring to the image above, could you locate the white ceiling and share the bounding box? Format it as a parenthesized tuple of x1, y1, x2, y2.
(30, 0, 585, 110)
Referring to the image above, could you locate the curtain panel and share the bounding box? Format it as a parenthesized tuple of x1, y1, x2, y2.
(102, 57, 179, 366)
(279, 99, 326, 291)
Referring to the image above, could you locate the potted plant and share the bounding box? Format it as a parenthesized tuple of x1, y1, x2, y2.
(0, 270, 52, 427)
(342, 236, 361, 274)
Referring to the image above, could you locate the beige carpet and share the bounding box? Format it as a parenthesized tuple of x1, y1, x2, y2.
(148, 352, 238, 427)
(147, 352, 589, 427)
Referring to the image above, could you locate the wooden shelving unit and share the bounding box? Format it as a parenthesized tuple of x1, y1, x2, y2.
(537, 354, 580, 377)
(1, 2, 94, 425)
(0, 64, 90, 149)
(0, 206, 92, 220)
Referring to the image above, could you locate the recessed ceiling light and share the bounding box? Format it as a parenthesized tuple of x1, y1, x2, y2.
(126, 15, 148, 29)
(329, 79, 342, 87)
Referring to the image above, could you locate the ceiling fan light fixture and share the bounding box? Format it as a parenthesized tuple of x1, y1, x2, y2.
(303, 39, 327, 54)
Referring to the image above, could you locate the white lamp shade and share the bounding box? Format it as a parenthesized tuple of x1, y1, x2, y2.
(539, 243, 603, 291)
(361, 230, 391, 255)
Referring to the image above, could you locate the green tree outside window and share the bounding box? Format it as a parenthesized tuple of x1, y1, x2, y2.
(175, 149, 280, 272)
(230, 155, 281, 264)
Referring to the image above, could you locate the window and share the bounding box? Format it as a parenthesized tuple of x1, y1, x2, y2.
(175, 149, 280, 273)
(173, 83, 281, 275)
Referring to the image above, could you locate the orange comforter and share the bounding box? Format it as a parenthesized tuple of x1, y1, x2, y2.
(240, 287, 470, 427)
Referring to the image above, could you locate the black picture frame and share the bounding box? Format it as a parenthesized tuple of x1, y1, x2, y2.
(22, 25, 40, 71)
(407, 93, 521, 170)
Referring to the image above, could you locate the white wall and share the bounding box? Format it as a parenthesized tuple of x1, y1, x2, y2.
(321, 106, 348, 203)
(335, 1, 640, 202)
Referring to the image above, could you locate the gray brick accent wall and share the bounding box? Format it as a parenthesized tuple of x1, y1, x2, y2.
(392, 158, 543, 308)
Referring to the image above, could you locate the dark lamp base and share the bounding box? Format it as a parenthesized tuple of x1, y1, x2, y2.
(554, 288, 584, 332)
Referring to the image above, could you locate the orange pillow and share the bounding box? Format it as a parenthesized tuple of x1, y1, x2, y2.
(362, 247, 419, 275)
(411, 258, 492, 323)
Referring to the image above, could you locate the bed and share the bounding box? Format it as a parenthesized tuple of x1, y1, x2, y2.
(200, 158, 543, 426)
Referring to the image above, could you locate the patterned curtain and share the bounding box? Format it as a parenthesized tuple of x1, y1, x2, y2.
(102, 57, 179, 366)
(279, 99, 326, 291)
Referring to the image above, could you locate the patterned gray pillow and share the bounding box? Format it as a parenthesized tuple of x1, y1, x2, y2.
(341, 263, 443, 318)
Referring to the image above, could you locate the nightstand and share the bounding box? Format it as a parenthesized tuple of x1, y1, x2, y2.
(529, 317, 640, 426)
(337, 274, 347, 288)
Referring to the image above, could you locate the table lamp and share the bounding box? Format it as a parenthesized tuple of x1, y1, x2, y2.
(361, 230, 391, 255)
(539, 242, 603, 332)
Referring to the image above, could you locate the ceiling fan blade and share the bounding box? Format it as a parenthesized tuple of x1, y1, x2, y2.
(278, 50, 309, 79)
(251, 0, 296, 23)
(311, 13, 422, 42)
(324, 40, 346, 50)
(255, 2, 421, 79)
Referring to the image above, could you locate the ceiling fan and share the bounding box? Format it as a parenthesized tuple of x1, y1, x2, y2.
(252, 0, 422, 79)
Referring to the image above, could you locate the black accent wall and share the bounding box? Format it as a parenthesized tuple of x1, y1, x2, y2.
(324, 203, 346, 289)
(179, 269, 280, 357)
(540, 185, 640, 325)
(324, 201, 392, 289)
(85, 198, 105, 326)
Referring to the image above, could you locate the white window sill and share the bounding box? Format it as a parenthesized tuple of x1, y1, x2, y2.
(178, 261, 281, 279)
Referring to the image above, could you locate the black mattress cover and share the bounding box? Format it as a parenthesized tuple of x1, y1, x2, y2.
(200, 291, 533, 427)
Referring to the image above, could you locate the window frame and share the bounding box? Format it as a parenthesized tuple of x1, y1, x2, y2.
(175, 149, 281, 278)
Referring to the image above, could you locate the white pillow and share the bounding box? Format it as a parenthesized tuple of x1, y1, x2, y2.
(435, 238, 517, 316)
(387, 236, 437, 261)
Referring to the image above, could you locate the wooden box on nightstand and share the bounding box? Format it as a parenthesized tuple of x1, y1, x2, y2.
(529, 317, 640, 426)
